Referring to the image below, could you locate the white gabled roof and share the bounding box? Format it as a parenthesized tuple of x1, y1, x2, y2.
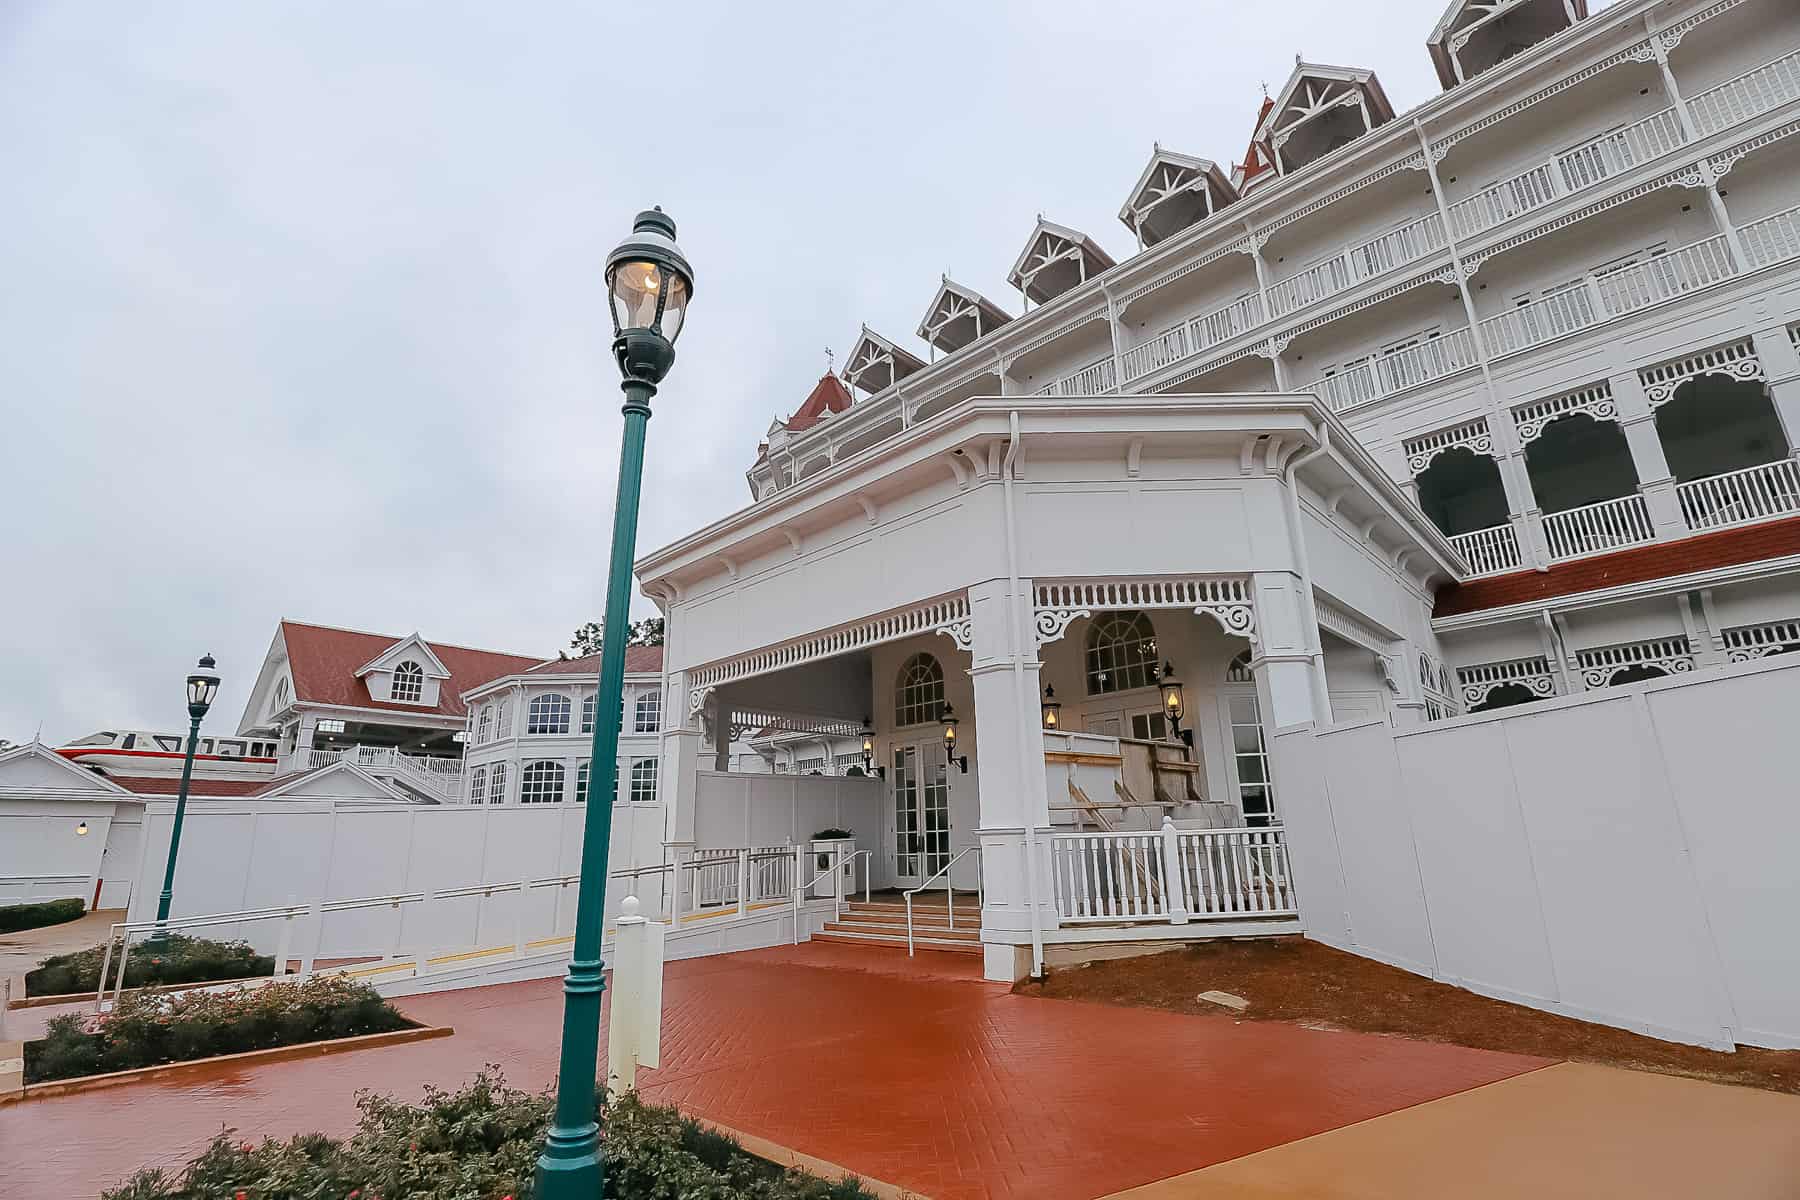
(0, 741, 140, 800)
(1427, 0, 1588, 90)
(1006, 217, 1117, 306)
(1256, 60, 1394, 146)
(353, 632, 452, 680)
(1119, 147, 1237, 247)
(842, 325, 927, 396)
(916, 276, 1014, 355)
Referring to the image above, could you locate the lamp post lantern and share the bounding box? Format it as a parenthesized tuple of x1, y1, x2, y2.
(536, 207, 693, 1200)
(153, 653, 220, 929)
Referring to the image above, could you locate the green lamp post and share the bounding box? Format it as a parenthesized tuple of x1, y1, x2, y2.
(535, 206, 693, 1200)
(153, 653, 221, 929)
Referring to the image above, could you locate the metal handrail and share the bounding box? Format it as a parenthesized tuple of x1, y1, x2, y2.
(790, 847, 873, 943)
(904, 845, 982, 956)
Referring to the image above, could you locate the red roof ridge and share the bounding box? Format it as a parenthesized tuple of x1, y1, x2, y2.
(278, 618, 544, 662)
(784, 373, 855, 434)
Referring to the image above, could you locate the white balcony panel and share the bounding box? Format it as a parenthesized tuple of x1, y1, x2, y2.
(1448, 522, 1523, 577)
(1120, 325, 1189, 381)
(1686, 50, 1800, 139)
(1479, 284, 1602, 357)
(1542, 493, 1655, 561)
(1039, 356, 1117, 396)
(1592, 236, 1737, 317)
(1305, 328, 1480, 412)
(1739, 204, 1800, 271)
(1677, 459, 1800, 533)
(1266, 213, 1446, 318)
(1447, 108, 1687, 241)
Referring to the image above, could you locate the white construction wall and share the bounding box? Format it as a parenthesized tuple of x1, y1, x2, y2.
(693, 771, 888, 888)
(1270, 654, 1800, 1050)
(125, 799, 670, 958)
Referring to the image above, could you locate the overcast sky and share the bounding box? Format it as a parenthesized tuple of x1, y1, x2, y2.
(2, 0, 1513, 742)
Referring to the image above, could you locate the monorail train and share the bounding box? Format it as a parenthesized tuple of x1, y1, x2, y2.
(58, 729, 281, 767)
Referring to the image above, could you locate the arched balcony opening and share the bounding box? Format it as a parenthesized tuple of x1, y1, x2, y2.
(1657, 374, 1800, 533)
(1525, 412, 1649, 559)
(1417, 447, 1509, 537)
(1606, 663, 1667, 686)
(1469, 681, 1537, 712)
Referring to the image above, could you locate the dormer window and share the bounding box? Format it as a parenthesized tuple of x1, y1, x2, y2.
(1254, 62, 1394, 181)
(391, 660, 424, 702)
(842, 327, 926, 397)
(917, 278, 1013, 359)
(1007, 218, 1116, 308)
(1428, 0, 1587, 90)
(1119, 150, 1238, 249)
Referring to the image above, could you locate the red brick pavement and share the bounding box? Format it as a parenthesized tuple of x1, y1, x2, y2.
(4, 941, 1549, 1199)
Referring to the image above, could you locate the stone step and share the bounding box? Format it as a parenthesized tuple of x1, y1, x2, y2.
(813, 930, 982, 955)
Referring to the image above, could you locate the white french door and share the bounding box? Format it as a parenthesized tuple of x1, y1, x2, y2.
(891, 740, 951, 887)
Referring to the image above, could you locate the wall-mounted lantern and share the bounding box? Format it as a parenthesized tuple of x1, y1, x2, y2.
(1160, 662, 1192, 747)
(1041, 684, 1061, 731)
(940, 704, 968, 774)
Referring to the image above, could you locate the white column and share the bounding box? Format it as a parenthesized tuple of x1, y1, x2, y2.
(1611, 370, 1686, 539)
(1249, 571, 1325, 729)
(1751, 326, 1800, 454)
(659, 671, 705, 856)
(967, 576, 1056, 983)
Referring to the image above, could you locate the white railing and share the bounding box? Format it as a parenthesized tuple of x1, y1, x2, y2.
(1267, 213, 1447, 318)
(1039, 356, 1117, 396)
(1593, 236, 1736, 317)
(1049, 819, 1296, 926)
(1190, 292, 1263, 354)
(1739, 204, 1800, 271)
(903, 845, 982, 955)
(1447, 108, 1686, 240)
(1479, 281, 1601, 357)
(1686, 49, 1800, 138)
(1542, 492, 1655, 561)
(286, 744, 464, 801)
(1306, 328, 1481, 412)
(1677, 458, 1800, 533)
(1448, 522, 1523, 577)
(1120, 323, 1189, 380)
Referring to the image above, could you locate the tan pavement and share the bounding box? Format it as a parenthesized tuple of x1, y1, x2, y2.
(1102, 1061, 1800, 1199)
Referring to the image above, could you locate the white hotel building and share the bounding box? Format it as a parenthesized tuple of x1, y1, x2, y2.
(633, 0, 1800, 982)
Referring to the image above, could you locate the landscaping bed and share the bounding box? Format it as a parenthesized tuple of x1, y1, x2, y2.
(1018, 937, 1800, 1094)
(0, 897, 85, 934)
(25, 932, 274, 997)
(100, 1070, 875, 1199)
(25, 975, 411, 1084)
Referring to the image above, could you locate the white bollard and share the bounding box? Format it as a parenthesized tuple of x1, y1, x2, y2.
(606, 896, 665, 1096)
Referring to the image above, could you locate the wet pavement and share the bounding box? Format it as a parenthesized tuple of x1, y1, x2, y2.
(3, 939, 1552, 1199)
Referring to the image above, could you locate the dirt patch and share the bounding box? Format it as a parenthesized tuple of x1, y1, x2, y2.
(1015, 937, 1800, 1095)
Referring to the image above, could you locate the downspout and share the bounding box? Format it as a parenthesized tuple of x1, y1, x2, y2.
(1002, 411, 1046, 978)
(1280, 418, 1333, 722)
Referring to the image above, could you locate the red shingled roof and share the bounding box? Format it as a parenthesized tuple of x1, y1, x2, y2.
(1434, 516, 1800, 617)
(281, 621, 544, 719)
(1235, 96, 1278, 190)
(527, 646, 665, 676)
(783, 373, 854, 434)
(109, 776, 271, 798)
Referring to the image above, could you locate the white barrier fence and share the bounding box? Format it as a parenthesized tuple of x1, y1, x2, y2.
(1049, 818, 1297, 926)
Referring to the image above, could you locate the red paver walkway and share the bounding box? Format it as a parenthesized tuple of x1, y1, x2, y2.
(4, 941, 1548, 1199)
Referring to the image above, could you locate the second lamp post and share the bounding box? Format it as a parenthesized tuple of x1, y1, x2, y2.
(535, 207, 694, 1200)
(153, 653, 221, 931)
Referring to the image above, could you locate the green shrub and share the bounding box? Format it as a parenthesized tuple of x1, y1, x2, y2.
(25, 932, 274, 996)
(100, 1070, 876, 1199)
(24, 975, 410, 1083)
(0, 897, 85, 934)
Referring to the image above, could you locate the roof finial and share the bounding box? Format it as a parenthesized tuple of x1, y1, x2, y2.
(1295, 51, 1304, 67)
(1260, 79, 1270, 98)
(824, 345, 835, 374)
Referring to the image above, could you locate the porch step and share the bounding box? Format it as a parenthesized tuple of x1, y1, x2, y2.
(814, 930, 982, 955)
(823, 918, 981, 942)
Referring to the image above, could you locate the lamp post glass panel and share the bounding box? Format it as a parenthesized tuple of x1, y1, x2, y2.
(154, 654, 220, 928)
(536, 208, 693, 1200)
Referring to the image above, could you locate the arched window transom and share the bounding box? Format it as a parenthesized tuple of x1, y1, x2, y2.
(527, 693, 572, 735)
(630, 758, 659, 804)
(391, 660, 424, 702)
(468, 765, 488, 805)
(488, 762, 509, 804)
(575, 760, 590, 803)
(894, 653, 946, 728)
(1086, 612, 1159, 695)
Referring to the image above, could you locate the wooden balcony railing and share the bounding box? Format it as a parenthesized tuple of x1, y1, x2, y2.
(1448, 522, 1523, 577)
(1266, 212, 1447, 318)
(1542, 492, 1655, 561)
(1686, 49, 1800, 138)
(1305, 327, 1480, 412)
(1677, 458, 1800, 533)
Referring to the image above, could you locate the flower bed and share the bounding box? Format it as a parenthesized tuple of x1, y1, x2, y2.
(26, 932, 274, 997)
(25, 975, 410, 1084)
(0, 897, 85, 934)
(100, 1071, 874, 1199)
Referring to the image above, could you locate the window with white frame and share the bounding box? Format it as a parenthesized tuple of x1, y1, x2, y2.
(495, 700, 511, 738)
(575, 760, 590, 803)
(476, 704, 494, 743)
(633, 690, 662, 733)
(520, 760, 565, 803)
(488, 762, 510, 804)
(391, 660, 424, 703)
(894, 653, 946, 728)
(1086, 611, 1159, 695)
(1226, 691, 1275, 827)
(468, 765, 488, 805)
(796, 756, 826, 774)
(581, 694, 596, 734)
(527, 693, 571, 735)
(629, 758, 658, 804)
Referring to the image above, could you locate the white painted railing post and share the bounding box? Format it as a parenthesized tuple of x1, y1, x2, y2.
(513, 880, 528, 958)
(736, 848, 749, 917)
(791, 844, 806, 944)
(272, 901, 296, 980)
(607, 896, 665, 1097)
(1160, 818, 1190, 926)
(301, 900, 324, 980)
